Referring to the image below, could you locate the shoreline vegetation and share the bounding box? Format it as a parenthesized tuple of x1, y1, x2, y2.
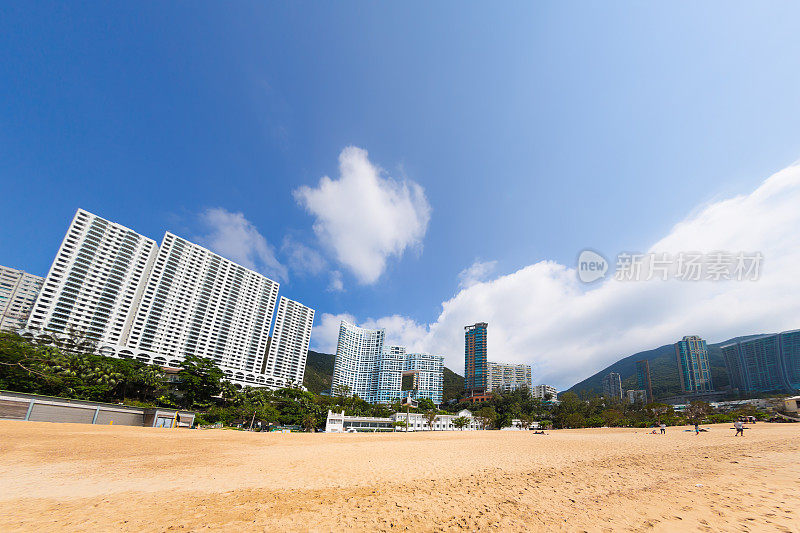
(0, 331, 781, 431)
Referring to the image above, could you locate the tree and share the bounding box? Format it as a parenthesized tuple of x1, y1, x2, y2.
(417, 398, 436, 411)
(177, 355, 223, 408)
(131, 364, 164, 402)
(564, 412, 586, 428)
(334, 384, 351, 397)
(302, 412, 317, 432)
(220, 380, 239, 404)
(0, 333, 60, 391)
(518, 413, 533, 430)
(475, 406, 497, 430)
(393, 419, 407, 432)
(685, 401, 711, 424)
(424, 409, 438, 431)
(452, 416, 470, 430)
(601, 409, 623, 427)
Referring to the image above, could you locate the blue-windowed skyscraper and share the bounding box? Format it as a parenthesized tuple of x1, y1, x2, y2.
(464, 322, 488, 396)
(674, 336, 714, 393)
(721, 330, 800, 393)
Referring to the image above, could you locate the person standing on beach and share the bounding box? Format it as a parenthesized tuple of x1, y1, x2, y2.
(694, 423, 700, 436)
(734, 419, 745, 437)
(659, 422, 666, 434)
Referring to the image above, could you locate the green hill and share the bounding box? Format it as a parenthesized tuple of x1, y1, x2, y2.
(303, 350, 335, 394)
(565, 334, 767, 399)
(443, 366, 465, 402)
(303, 349, 465, 401)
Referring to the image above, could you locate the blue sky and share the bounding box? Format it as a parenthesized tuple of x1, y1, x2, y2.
(3, 3, 800, 388)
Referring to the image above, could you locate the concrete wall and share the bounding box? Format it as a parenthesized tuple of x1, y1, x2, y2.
(0, 391, 194, 428)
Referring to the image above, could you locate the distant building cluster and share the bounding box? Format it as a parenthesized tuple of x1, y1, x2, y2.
(463, 321, 539, 401)
(593, 330, 800, 403)
(331, 321, 444, 404)
(12, 209, 314, 389)
(722, 331, 800, 393)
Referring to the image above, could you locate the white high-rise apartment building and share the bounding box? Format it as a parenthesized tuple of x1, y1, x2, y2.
(263, 296, 315, 384)
(0, 266, 44, 331)
(405, 353, 444, 404)
(332, 321, 385, 402)
(126, 232, 280, 378)
(332, 320, 444, 404)
(375, 345, 407, 404)
(487, 362, 532, 393)
(532, 384, 557, 400)
(22, 209, 314, 389)
(26, 209, 158, 346)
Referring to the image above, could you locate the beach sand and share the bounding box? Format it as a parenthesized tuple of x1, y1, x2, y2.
(0, 421, 797, 532)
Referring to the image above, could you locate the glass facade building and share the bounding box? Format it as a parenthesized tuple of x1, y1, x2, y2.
(464, 322, 488, 396)
(721, 331, 800, 393)
(674, 336, 714, 393)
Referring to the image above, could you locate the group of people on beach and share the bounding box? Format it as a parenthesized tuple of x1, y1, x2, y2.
(648, 420, 747, 436)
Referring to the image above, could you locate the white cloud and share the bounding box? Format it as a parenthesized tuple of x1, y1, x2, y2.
(197, 208, 288, 282)
(281, 236, 327, 277)
(458, 259, 498, 289)
(293, 146, 431, 284)
(311, 162, 800, 390)
(327, 270, 344, 292)
(328, 270, 344, 292)
(360, 315, 430, 351)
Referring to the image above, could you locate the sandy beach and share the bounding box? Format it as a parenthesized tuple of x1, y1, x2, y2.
(0, 421, 797, 532)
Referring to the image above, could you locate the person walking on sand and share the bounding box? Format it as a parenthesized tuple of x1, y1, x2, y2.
(694, 422, 700, 436)
(734, 419, 745, 437)
(659, 422, 666, 434)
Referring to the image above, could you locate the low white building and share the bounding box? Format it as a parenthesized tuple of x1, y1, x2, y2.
(502, 419, 541, 430)
(325, 409, 484, 433)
